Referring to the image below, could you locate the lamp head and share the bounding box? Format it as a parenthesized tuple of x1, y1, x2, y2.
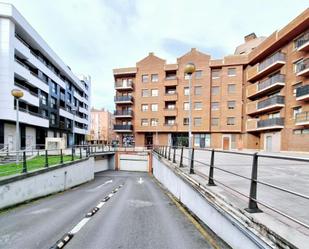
(184, 62, 196, 75)
(11, 89, 24, 99)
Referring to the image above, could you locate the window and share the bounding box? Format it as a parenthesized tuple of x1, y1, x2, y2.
(50, 97, 57, 109)
(40, 93, 47, 105)
(67, 93, 71, 103)
(227, 101, 236, 109)
(212, 86, 220, 95)
(166, 103, 175, 109)
(211, 102, 219, 110)
(293, 83, 302, 96)
(166, 118, 175, 125)
(151, 118, 158, 126)
(142, 75, 148, 83)
(269, 112, 280, 119)
(194, 102, 202, 110)
(151, 89, 158, 96)
(293, 129, 309, 135)
(142, 89, 149, 97)
(227, 117, 235, 125)
(194, 134, 211, 148)
(293, 106, 302, 118)
(141, 104, 148, 112)
(41, 109, 48, 118)
(211, 69, 221, 79)
(166, 87, 176, 95)
(141, 119, 148, 126)
(228, 84, 236, 93)
(194, 86, 202, 95)
(195, 70, 202, 79)
(184, 87, 189, 96)
(50, 113, 56, 125)
(194, 117, 202, 126)
(51, 82, 57, 94)
(183, 102, 189, 111)
(228, 68, 236, 76)
(183, 118, 189, 125)
(151, 104, 158, 112)
(151, 74, 158, 82)
(211, 118, 219, 126)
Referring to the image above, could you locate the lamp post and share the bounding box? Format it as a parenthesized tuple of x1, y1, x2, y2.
(11, 89, 24, 164)
(72, 106, 76, 149)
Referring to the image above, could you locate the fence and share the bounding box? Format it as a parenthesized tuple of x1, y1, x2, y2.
(153, 145, 309, 231)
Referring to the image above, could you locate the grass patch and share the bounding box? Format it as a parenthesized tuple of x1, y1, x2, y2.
(0, 155, 79, 178)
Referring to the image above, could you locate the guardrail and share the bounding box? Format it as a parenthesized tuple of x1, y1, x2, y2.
(153, 145, 309, 230)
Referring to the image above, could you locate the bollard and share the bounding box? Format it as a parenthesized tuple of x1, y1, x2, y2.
(168, 146, 171, 161)
(45, 150, 48, 167)
(22, 151, 27, 173)
(189, 148, 195, 174)
(245, 153, 262, 213)
(207, 149, 216, 186)
(60, 149, 63, 164)
(173, 147, 176, 163)
(179, 147, 183, 167)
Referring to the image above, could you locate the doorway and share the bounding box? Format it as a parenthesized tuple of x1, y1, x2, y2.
(266, 136, 272, 152)
(223, 136, 230, 150)
(145, 133, 153, 149)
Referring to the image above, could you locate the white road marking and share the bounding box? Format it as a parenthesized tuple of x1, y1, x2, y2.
(92, 180, 113, 190)
(70, 218, 90, 234)
(97, 202, 105, 208)
(57, 241, 64, 248)
(138, 177, 144, 184)
(108, 193, 114, 197)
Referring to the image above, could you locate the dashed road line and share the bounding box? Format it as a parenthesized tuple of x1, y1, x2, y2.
(49, 184, 123, 249)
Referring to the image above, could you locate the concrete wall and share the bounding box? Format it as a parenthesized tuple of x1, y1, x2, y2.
(152, 154, 273, 249)
(94, 153, 115, 173)
(0, 158, 94, 209)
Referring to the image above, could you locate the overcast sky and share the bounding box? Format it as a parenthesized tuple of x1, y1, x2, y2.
(4, 0, 309, 111)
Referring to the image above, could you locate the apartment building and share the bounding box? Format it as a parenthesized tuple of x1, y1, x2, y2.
(88, 108, 115, 144)
(0, 3, 91, 150)
(114, 8, 309, 152)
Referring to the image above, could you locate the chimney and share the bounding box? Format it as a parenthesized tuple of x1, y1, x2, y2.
(244, 33, 257, 42)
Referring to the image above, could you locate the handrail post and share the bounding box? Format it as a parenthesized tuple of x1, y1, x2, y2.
(60, 149, 63, 164)
(71, 147, 74, 161)
(168, 146, 171, 161)
(179, 146, 183, 167)
(207, 149, 216, 186)
(189, 148, 195, 174)
(245, 153, 262, 213)
(173, 147, 176, 163)
(164, 146, 167, 158)
(80, 147, 82, 159)
(22, 151, 27, 173)
(45, 150, 48, 167)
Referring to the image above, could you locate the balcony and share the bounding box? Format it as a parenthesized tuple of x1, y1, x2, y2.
(113, 124, 133, 132)
(247, 74, 285, 99)
(247, 117, 284, 132)
(114, 95, 133, 104)
(114, 81, 133, 91)
(295, 58, 309, 77)
(114, 110, 133, 118)
(296, 85, 309, 101)
(164, 76, 178, 86)
(163, 123, 177, 131)
(247, 52, 286, 82)
(295, 112, 309, 126)
(163, 93, 178, 101)
(295, 31, 309, 52)
(163, 108, 177, 116)
(14, 35, 31, 59)
(247, 96, 285, 115)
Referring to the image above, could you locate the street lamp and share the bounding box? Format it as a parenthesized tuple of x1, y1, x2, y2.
(11, 89, 24, 164)
(184, 62, 196, 174)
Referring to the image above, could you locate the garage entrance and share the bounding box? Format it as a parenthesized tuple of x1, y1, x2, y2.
(118, 152, 150, 172)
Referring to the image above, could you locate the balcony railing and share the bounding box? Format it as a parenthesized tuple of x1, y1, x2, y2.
(295, 31, 309, 51)
(259, 52, 286, 72)
(18, 107, 49, 120)
(114, 95, 133, 102)
(257, 117, 284, 129)
(113, 124, 133, 131)
(296, 85, 309, 100)
(295, 112, 309, 125)
(114, 110, 133, 116)
(165, 76, 177, 80)
(14, 82, 38, 97)
(295, 58, 309, 76)
(114, 81, 133, 89)
(257, 95, 285, 110)
(258, 74, 285, 91)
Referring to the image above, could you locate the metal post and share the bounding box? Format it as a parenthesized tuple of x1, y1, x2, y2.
(188, 74, 193, 151)
(16, 98, 20, 165)
(173, 147, 176, 163)
(22, 151, 27, 173)
(164, 146, 167, 158)
(168, 146, 171, 161)
(45, 150, 48, 167)
(245, 153, 262, 213)
(71, 147, 74, 161)
(60, 149, 63, 164)
(208, 149, 216, 186)
(179, 147, 183, 167)
(189, 148, 195, 174)
(80, 147, 82, 159)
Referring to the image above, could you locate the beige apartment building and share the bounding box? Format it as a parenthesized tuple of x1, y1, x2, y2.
(88, 108, 115, 144)
(113, 8, 309, 152)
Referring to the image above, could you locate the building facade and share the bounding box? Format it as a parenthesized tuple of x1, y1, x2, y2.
(113, 8, 309, 152)
(88, 108, 115, 144)
(0, 3, 91, 150)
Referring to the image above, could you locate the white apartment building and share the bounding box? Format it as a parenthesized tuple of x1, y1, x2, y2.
(0, 3, 91, 150)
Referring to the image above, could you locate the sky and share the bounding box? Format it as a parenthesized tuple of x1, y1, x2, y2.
(3, 0, 309, 111)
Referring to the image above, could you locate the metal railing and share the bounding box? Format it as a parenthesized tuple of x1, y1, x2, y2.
(295, 111, 309, 123)
(295, 31, 309, 49)
(114, 95, 133, 102)
(115, 81, 133, 88)
(153, 145, 309, 230)
(17, 107, 49, 120)
(296, 85, 309, 98)
(14, 82, 39, 97)
(114, 110, 133, 116)
(257, 95, 284, 109)
(113, 124, 133, 130)
(258, 52, 285, 72)
(257, 117, 284, 128)
(296, 58, 309, 74)
(258, 74, 285, 91)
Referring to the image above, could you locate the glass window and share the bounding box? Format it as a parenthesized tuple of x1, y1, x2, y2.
(40, 93, 47, 105)
(293, 83, 302, 96)
(184, 87, 189, 96)
(142, 75, 148, 83)
(183, 118, 189, 125)
(141, 104, 148, 112)
(41, 109, 48, 118)
(194, 86, 202, 95)
(151, 89, 158, 96)
(194, 102, 202, 110)
(269, 112, 280, 119)
(50, 113, 56, 125)
(228, 84, 236, 93)
(51, 82, 57, 94)
(293, 106, 302, 118)
(211, 102, 219, 110)
(195, 70, 202, 79)
(228, 68, 236, 76)
(211, 118, 219, 126)
(194, 117, 202, 126)
(227, 101, 236, 109)
(151, 118, 158, 126)
(211, 69, 221, 79)
(142, 89, 149, 97)
(151, 104, 158, 112)
(50, 97, 57, 109)
(151, 74, 158, 82)
(212, 86, 220, 95)
(227, 117, 235, 125)
(183, 102, 189, 111)
(141, 119, 148, 126)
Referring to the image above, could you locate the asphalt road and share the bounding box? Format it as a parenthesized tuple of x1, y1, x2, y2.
(0, 171, 219, 249)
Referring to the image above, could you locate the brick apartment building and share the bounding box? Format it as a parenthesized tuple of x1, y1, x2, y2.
(113, 8, 309, 152)
(88, 108, 115, 144)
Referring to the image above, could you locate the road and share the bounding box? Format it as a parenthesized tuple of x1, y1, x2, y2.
(0, 171, 223, 249)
